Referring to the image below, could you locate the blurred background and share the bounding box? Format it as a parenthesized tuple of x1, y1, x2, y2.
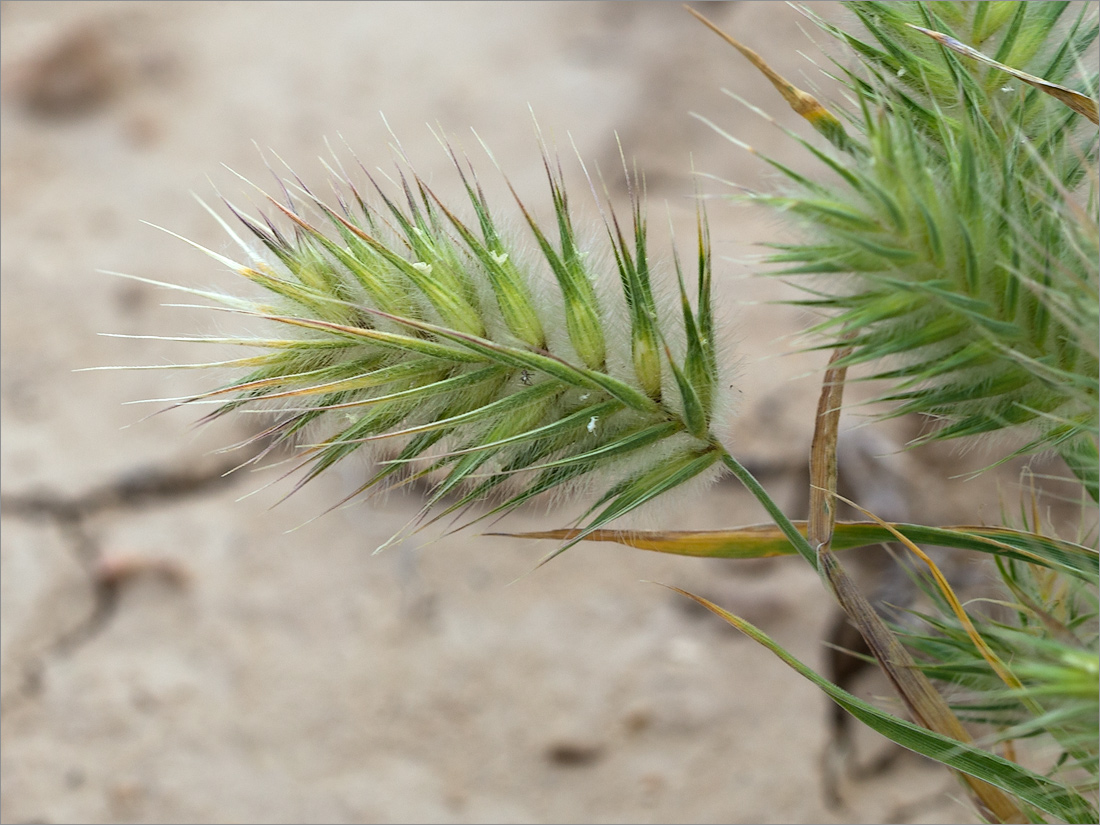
(2, 2, 1054, 822)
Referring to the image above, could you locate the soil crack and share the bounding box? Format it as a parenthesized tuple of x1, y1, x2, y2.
(1, 456, 255, 699)
(1, 456, 250, 523)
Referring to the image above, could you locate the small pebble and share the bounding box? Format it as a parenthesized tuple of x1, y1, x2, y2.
(545, 738, 604, 766)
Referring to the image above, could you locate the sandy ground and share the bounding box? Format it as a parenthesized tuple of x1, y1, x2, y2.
(2, 3, 1073, 822)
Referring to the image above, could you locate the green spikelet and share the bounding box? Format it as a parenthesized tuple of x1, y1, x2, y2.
(512, 154, 608, 371)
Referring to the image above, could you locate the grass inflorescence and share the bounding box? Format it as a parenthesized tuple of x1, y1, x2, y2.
(728, 1, 1099, 496)
(125, 140, 732, 553)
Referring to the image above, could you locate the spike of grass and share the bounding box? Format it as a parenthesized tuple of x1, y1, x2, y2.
(710, 0, 1098, 467)
(121, 135, 732, 547)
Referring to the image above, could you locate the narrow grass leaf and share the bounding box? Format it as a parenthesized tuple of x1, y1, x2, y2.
(492, 522, 1098, 579)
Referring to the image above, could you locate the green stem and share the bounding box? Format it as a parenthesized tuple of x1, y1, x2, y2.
(719, 449, 819, 570)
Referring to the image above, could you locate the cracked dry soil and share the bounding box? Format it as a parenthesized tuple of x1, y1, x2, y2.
(3, 3, 1061, 823)
(2, 458, 249, 692)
